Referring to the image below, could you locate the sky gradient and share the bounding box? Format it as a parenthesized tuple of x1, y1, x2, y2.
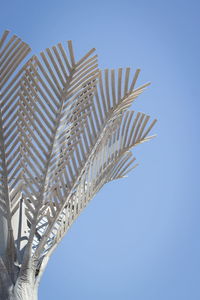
(1, 0, 200, 299)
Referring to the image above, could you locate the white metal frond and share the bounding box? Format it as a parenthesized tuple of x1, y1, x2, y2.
(17, 40, 100, 265)
(31, 70, 157, 260)
(0, 31, 30, 219)
(0, 30, 33, 278)
(0, 30, 157, 284)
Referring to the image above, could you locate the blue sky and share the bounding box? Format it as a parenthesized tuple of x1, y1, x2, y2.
(1, 0, 200, 299)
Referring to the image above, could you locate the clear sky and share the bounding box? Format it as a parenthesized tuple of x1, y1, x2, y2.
(1, 0, 200, 299)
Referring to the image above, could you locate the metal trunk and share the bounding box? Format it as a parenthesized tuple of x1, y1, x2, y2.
(0, 281, 38, 300)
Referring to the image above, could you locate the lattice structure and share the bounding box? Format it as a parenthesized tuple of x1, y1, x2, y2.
(0, 30, 157, 298)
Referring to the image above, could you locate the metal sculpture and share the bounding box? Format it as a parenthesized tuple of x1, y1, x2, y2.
(0, 30, 157, 299)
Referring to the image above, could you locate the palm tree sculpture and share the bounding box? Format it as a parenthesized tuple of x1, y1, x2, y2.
(0, 30, 157, 299)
